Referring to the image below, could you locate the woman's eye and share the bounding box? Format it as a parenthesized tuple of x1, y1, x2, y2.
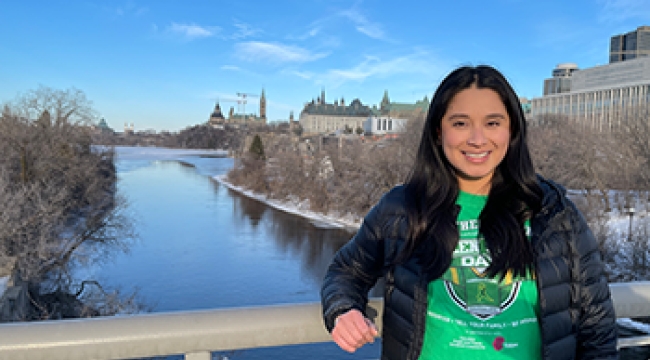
(452, 121, 466, 127)
(487, 121, 500, 127)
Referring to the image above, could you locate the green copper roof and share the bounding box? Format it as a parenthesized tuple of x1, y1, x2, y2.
(97, 118, 112, 130)
(301, 98, 372, 117)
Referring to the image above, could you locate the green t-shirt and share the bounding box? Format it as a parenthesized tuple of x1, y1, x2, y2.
(418, 191, 541, 360)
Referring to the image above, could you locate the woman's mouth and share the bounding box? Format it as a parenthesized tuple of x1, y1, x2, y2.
(463, 151, 490, 162)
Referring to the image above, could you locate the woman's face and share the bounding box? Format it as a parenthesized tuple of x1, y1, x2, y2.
(440, 86, 511, 195)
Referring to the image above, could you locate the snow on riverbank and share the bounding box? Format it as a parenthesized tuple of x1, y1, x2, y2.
(213, 175, 362, 232)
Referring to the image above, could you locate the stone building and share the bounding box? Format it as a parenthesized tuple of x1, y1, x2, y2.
(209, 89, 267, 127)
(299, 89, 431, 135)
(375, 90, 430, 119)
(299, 90, 372, 134)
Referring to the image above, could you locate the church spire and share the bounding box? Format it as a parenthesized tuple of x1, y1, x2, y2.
(381, 90, 390, 107)
(260, 88, 267, 119)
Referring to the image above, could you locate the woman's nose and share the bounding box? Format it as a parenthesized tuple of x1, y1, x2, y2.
(467, 126, 487, 146)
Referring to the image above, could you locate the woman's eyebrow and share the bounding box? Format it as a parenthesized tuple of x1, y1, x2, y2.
(446, 113, 469, 120)
(446, 113, 506, 120)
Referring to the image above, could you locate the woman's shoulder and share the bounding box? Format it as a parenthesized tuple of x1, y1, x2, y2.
(379, 184, 410, 209)
(366, 185, 410, 220)
(535, 174, 586, 223)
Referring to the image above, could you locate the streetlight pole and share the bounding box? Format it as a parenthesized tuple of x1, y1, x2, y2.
(627, 207, 635, 242)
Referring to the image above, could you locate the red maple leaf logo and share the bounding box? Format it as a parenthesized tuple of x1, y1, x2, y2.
(493, 336, 505, 351)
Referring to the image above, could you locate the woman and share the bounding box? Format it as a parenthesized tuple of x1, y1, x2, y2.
(320, 65, 618, 360)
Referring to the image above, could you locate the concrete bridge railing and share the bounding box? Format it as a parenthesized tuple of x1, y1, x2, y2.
(0, 282, 649, 360)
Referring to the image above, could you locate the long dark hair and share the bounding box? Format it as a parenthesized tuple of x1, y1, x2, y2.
(397, 65, 543, 280)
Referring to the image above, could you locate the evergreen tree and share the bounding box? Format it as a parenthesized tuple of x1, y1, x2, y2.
(249, 134, 265, 160)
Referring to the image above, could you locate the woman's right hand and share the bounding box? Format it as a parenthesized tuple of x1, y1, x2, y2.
(331, 309, 379, 353)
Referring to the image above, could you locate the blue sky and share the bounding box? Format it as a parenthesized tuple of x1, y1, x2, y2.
(1, 0, 649, 132)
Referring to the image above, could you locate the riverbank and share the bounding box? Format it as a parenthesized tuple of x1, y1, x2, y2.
(213, 175, 362, 232)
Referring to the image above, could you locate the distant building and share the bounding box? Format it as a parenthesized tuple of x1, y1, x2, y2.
(543, 63, 579, 95)
(299, 90, 372, 134)
(610, 26, 650, 63)
(299, 89, 430, 134)
(364, 116, 408, 136)
(519, 97, 532, 117)
(531, 26, 650, 129)
(124, 123, 135, 135)
(94, 118, 114, 133)
(531, 56, 650, 129)
(208, 89, 267, 128)
(375, 90, 430, 119)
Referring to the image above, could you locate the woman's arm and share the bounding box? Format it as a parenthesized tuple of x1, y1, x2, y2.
(320, 197, 387, 333)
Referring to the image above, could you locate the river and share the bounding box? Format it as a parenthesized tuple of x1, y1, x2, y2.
(85, 146, 382, 360)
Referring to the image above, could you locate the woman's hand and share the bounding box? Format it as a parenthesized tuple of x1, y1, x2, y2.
(331, 309, 379, 353)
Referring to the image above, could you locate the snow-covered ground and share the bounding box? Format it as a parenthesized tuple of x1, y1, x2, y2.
(213, 174, 362, 231)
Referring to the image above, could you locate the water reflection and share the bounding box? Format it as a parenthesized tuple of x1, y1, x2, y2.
(97, 147, 383, 359)
(230, 190, 268, 228)
(228, 190, 383, 297)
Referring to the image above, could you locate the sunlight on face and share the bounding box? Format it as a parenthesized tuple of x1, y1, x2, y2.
(440, 86, 511, 195)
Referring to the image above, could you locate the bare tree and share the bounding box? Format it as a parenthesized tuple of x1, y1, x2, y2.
(529, 109, 650, 282)
(0, 87, 136, 320)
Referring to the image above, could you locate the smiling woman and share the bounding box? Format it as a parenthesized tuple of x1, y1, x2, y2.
(440, 86, 511, 195)
(321, 65, 619, 360)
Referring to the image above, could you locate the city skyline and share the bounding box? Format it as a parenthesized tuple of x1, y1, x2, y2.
(1, 0, 649, 132)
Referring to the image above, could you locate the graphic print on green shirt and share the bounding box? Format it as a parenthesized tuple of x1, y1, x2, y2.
(418, 191, 541, 360)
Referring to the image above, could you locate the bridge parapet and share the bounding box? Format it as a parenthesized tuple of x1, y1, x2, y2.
(0, 283, 648, 360)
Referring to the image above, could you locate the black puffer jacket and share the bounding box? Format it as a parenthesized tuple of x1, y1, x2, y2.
(321, 177, 618, 360)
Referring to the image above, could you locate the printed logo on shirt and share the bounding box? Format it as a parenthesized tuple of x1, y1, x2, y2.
(443, 223, 526, 321)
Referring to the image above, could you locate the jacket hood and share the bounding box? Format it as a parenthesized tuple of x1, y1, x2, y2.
(536, 174, 570, 216)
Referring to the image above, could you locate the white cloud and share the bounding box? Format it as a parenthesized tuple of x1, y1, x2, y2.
(112, 1, 148, 17)
(291, 71, 313, 80)
(598, 0, 650, 24)
(281, 69, 313, 80)
(229, 21, 261, 40)
(168, 23, 219, 39)
(307, 27, 321, 38)
(318, 50, 446, 87)
(221, 65, 242, 71)
(340, 9, 385, 40)
(288, 26, 322, 41)
(235, 41, 328, 63)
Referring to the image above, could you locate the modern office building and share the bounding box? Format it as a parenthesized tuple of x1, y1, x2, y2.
(543, 63, 579, 95)
(530, 56, 650, 129)
(610, 26, 650, 63)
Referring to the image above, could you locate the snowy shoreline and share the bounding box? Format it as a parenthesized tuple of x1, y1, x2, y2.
(213, 175, 362, 232)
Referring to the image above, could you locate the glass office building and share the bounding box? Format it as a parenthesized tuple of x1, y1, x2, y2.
(610, 26, 650, 63)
